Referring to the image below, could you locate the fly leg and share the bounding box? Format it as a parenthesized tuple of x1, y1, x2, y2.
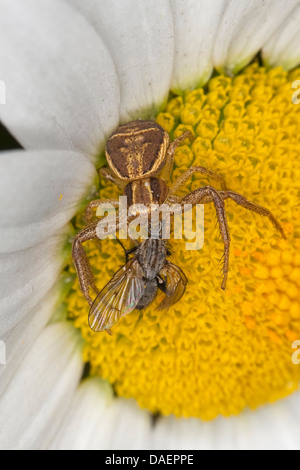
(156, 275, 167, 294)
(114, 238, 138, 263)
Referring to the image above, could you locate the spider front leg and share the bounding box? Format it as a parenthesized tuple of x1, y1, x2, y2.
(99, 167, 126, 190)
(180, 186, 285, 290)
(219, 190, 286, 239)
(72, 220, 100, 305)
(160, 130, 194, 182)
(180, 186, 231, 290)
(167, 166, 226, 201)
(72, 218, 121, 305)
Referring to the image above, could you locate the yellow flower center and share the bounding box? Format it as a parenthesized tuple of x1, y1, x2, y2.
(68, 63, 300, 420)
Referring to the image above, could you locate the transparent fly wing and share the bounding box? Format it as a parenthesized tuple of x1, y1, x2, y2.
(157, 261, 188, 311)
(89, 259, 145, 332)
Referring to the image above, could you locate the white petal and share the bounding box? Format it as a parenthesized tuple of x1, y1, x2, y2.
(170, 0, 228, 92)
(0, 322, 84, 450)
(50, 385, 300, 450)
(48, 382, 300, 450)
(262, 5, 300, 70)
(66, 0, 174, 121)
(151, 416, 215, 450)
(0, 283, 62, 396)
(0, 230, 69, 337)
(230, 396, 300, 450)
(151, 394, 300, 450)
(213, 0, 300, 74)
(48, 378, 113, 450)
(50, 390, 152, 450)
(100, 399, 152, 450)
(0, 150, 97, 253)
(0, 0, 120, 158)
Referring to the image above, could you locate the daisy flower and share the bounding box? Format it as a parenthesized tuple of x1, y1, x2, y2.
(0, 0, 300, 450)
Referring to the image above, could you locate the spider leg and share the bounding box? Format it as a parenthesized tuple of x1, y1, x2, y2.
(160, 130, 194, 182)
(99, 167, 126, 190)
(219, 190, 286, 239)
(168, 166, 226, 199)
(181, 186, 230, 290)
(72, 218, 120, 305)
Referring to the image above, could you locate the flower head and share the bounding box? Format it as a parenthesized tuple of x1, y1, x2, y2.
(1, 0, 300, 450)
(69, 64, 300, 420)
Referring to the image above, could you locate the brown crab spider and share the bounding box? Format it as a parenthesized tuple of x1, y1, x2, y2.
(72, 120, 285, 308)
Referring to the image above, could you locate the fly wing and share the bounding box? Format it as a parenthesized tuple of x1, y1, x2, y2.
(157, 261, 188, 311)
(89, 259, 145, 332)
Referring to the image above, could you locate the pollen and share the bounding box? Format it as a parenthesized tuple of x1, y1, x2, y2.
(68, 64, 300, 420)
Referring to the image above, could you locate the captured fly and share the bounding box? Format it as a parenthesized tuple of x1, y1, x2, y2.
(89, 238, 187, 333)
